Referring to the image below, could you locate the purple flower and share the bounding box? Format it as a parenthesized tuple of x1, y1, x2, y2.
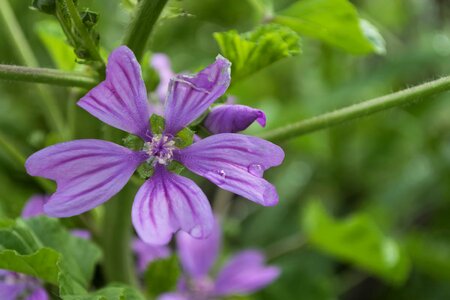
(0, 270, 48, 300)
(151, 53, 266, 134)
(26, 46, 284, 245)
(133, 238, 171, 273)
(159, 222, 280, 300)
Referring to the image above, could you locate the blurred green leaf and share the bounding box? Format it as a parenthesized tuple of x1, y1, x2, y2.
(214, 24, 301, 80)
(65, 283, 146, 300)
(303, 201, 410, 284)
(273, 0, 385, 54)
(35, 20, 77, 70)
(144, 255, 181, 298)
(0, 216, 102, 297)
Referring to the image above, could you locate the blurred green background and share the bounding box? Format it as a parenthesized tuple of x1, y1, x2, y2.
(0, 0, 449, 299)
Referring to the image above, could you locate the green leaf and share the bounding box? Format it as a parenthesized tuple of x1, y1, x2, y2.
(302, 201, 410, 284)
(144, 255, 181, 298)
(214, 24, 301, 80)
(65, 283, 146, 300)
(35, 20, 77, 70)
(150, 114, 166, 135)
(273, 0, 385, 55)
(0, 216, 102, 297)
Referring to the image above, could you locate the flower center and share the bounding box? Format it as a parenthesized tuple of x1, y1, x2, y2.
(143, 134, 176, 165)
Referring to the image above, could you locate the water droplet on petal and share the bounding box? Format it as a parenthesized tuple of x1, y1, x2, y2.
(190, 225, 202, 238)
(248, 163, 264, 177)
(207, 169, 227, 185)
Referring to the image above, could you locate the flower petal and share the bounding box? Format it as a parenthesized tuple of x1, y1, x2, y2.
(164, 55, 231, 135)
(78, 46, 150, 139)
(25, 140, 146, 217)
(158, 293, 188, 300)
(204, 104, 266, 134)
(133, 238, 171, 273)
(21, 195, 47, 218)
(214, 250, 280, 296)
(26, 286, 49, 300)
(151, 53, 174, 104)
(132, 166, 214, 245)
(176, 220, 220, 279)
(174, 134, 284, 206)
(0, 282, 25, 300)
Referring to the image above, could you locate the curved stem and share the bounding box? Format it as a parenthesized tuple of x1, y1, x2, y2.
(0, 64, 97, 88)
(0, 0, 68, 139)
(61, 0, 104, 65)
(122, 0, 169, 61)
(260, 76, 450, 143)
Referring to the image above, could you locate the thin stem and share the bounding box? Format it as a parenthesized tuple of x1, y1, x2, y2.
(0, 64, 97, 88)
(122, 0, 169, 61)
(101, 186, 138, 287)
(61, 0, 104, 65)
(260, 76, 450, 143)
(265, 234, 307, 261)
(0, 0, 68, 139)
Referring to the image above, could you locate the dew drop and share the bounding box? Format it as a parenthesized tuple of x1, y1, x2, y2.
(248, 163, 264, 177)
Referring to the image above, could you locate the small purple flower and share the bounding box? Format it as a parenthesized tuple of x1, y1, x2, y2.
(26, 46, 284, 245)
(0, 270, 48, 300)
(151, 53, 266, 134)
(159, 222, 280, 300)
(133, 238, 171, 273)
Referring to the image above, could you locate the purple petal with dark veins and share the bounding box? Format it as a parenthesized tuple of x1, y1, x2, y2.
(21, 195, 47, 218)
(204, 104, 266, 134)
(176, 220, 220, 279)
(174, 134, 284, 206)
(213, 250, 280, 296)
(164, 55, 231, 135)
(133, 238, 171, 273)
(25, 140, 146, 217)
(78, 46, 151, 139)
(132, 165, 214, 245)
(151, 53, 174, 104)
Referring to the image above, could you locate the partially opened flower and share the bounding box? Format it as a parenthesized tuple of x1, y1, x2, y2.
(0, 270, 48, 300)
(26, 46, 284, 245)
(150, 53, 266, 134)
(159, 222, 280, 300)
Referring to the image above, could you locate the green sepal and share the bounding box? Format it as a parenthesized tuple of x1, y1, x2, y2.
(123, 134, 144, 151)
(149, 114, 165, 135)
(167, 161, 185, 175)
(175, 127, 195, 149)
(137, 163, 154, 180)
(80, 10, 99, 29)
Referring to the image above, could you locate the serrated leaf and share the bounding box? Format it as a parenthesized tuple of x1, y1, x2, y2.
(214, 24, 301, 80)
(0, 216, 102, 297)
(145, 255, 181, 298)
(302, 201, 410, 284)
(273, 0, 385, 55)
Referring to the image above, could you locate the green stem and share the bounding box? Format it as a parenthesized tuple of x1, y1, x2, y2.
(0, 64, 97, 88)
(260, 76, 450, 143)
(101, 186, 138, 286)
(122, 0, 169, 61)
(61, 0, 104, 65)
(0, 0, 68, 139)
